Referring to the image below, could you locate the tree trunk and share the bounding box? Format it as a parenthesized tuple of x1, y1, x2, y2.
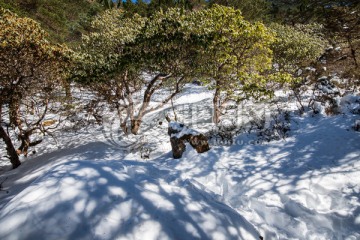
(0, 104, 21, 168)
(129, 74, 172, 135)
(18, 137, 42, 157)
(63, 80, 72, 100)
(131, 119, 141, 135)
(9, 96, 21, 127)
(213, 82, 221, 125)
(0, 125, 21, 169)
(17, 131, 31, 157)
(347, 36, 358, 68)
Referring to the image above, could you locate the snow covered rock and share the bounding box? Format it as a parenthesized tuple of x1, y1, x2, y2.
(168, 122, 210, 159)
(188, 134, 210, 153)
(170, 137, 186, 158)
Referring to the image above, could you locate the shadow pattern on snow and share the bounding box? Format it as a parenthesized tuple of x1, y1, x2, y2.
(156, 116, 360, 239)
(0, 143, 259, 240)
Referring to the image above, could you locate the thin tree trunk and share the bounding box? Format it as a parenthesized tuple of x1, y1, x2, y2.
(130, 74, 172, 135)
(0, 104, 21, 169)
(63, 80, 72, 100)
(9, 96, 21, 127)
(347, 36, 358, 68)
(0, 126, 20, 169)
(17, 131, 32, 157)
(213, 81, 221, 125)
(171, 97, 178, 121)
(116, 104, 129, 134)
(18, 133, 42, 157)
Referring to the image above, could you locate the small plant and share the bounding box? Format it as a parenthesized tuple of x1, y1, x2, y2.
(250, 107, 291, 143)
(207, 120, 244, 146)
(308, 76, 341, 115)
(140, 146, 152, 159)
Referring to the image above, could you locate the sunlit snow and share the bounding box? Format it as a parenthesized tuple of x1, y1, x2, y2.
(0, 84, 359, 239)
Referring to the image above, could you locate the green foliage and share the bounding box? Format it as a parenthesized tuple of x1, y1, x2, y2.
(133, 8, 208, 76)
(75, 5, 283, 95)
(270, 23, 325, 72)
(208, 0, 271, 22)
(324, 3, 360, 73)
(97, 0, 118, 9)
(0, 8, 72, 104)
(145, 0, 207, 15)
(0, 8, 72, 167)
(270, 0, 359, 24)
(0, 7, 71, 85)
(0, 0, 104, 44)
(269, 0, 359, 80)
(0, 1, 22, 15)
(73, 9, 146, 82)
(186, 5, 275, 97)
(74, 4, 325, 124)
(122, 0, 149, 17)
(74, 6, 209, 83)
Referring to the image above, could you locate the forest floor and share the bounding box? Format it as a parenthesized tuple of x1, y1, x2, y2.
(0, 84, 359, 239)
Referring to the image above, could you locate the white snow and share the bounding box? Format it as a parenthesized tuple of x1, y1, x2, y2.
(0, 142, 259, 240)
(0, 83, 360, 240)
(169, 121, 199, 138)
(159, 115, 360, 239)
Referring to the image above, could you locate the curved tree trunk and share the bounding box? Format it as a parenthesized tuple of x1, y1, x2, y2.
(347, 36, 358, 68)
(0, 93, 21, 169)
(17, 130, 41, 157)
(0, 104, 21, 169)
(0, 125, 21, 169)
(128, 73, 175, 135)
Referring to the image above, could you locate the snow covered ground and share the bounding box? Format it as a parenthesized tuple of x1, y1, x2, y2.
(158, 114, 360, 239)
(0, 84, 359, 239)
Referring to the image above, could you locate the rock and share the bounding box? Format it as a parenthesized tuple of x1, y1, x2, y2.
(189, 135, 210, 153)
(170, 137, 187, 159)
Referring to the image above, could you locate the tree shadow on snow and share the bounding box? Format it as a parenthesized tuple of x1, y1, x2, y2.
(0, 144, 260, 240)
(156, 116, 360, 239)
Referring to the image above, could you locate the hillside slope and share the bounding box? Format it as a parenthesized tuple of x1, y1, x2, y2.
(0, 0, 104, 44)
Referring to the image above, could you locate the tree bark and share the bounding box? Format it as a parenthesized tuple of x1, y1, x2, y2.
(213, 81, 221, 125)
(17, 130, 42, 157)
(9, 96, 21, 127)
(131, 119, 141, 135)
(63, 80, 72, 100)
(129, 74, 173, 135)
(347, 36, 358, 68)
(0, 104, 21, 169)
